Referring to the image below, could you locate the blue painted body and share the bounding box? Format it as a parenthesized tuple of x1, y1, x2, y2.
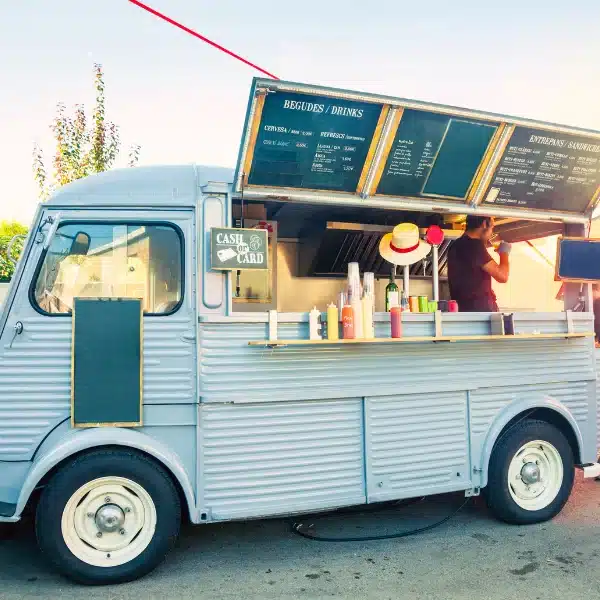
(0, 165, 597, 524)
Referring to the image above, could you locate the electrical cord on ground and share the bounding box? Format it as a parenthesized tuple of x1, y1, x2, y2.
(290, 497, 472, 543)
(297, 496, 426, 521)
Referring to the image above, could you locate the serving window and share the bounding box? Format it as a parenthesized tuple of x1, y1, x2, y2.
(228, 200, 569, 314)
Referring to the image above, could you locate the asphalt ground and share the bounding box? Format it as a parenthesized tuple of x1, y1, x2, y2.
(1, 473, 600, 599)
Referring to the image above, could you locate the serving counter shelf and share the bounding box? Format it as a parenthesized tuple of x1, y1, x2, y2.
(248, 331, 593, 348)
(240, 309, 594, 348)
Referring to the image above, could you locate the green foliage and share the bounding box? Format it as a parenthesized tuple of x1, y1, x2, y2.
(0, 221, 28, 283)
(33, 63, 141, 200)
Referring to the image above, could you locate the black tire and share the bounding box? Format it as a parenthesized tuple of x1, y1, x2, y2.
(485, 419, 574, 525)
(36, 449, 181, 585)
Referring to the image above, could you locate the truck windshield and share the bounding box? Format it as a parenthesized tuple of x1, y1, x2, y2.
(32, 222, 183, 315)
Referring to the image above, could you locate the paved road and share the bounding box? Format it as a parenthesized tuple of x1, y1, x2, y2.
(2, 474, 600, 599)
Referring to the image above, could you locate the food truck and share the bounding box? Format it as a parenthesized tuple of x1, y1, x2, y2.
(1, 78, 600, 585)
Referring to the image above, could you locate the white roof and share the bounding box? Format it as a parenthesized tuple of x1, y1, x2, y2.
(46, 164, 234, 208)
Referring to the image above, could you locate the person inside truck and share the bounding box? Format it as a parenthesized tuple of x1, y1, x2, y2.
(592, 283, 600, 345)
(447, 215, 511, 312)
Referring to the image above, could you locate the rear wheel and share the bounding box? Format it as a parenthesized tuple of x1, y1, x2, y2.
(485, 419, 574, 524)
(36, 449, 181, 585)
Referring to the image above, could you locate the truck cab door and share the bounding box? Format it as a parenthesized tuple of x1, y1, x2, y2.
(0, 208, 197, 461)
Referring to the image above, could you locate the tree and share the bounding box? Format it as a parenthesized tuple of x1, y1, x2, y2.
(0, 221, 28, 283)
(32, 63, 140, 200)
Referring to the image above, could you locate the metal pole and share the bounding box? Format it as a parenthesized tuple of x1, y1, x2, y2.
(432, 245, 439, 302)
(403, 265, 409, 299)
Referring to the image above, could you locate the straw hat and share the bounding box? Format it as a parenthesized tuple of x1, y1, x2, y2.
(379, 223, 432, 266)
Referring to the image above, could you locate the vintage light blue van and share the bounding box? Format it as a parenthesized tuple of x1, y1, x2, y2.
(1, 79, 600, 584)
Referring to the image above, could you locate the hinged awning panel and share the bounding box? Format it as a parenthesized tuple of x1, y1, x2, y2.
(233, 78, 600, 223)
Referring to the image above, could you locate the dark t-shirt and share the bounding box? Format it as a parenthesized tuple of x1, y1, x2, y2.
(447, 235, 498, 312)
(593, 298, 600, 341)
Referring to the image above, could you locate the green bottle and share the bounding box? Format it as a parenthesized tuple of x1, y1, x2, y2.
(385, 267, 399, 312)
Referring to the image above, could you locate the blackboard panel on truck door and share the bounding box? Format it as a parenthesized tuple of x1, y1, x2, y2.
(72, 298, 142, 428)
(248, 91, 383, 192)
(556, 237, 600, 282)
(376, 109, 498, 199)
(483, 127, 600, 213)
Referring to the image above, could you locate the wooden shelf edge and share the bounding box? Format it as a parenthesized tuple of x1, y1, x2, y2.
(248, 332, 593, 348)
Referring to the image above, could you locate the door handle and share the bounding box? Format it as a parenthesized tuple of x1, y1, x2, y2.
(181, 333, 196, 342)
(9, 321, 23, 348)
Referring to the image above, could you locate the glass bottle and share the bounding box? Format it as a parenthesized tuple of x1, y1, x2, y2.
(385, 267, 399, 312)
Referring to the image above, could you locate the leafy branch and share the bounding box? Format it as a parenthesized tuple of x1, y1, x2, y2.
(33, 63, 140, 200)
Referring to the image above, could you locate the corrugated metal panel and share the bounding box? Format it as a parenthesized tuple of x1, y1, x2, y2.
(441, 319, 492, 337)
(199, 400, 365, 519)
(142, 316, 196, 404)
(0, 313, 196, 460)
(365, 392, 469, 501)
(511, 315, 593, 335)
(0, 317, 71, 460)
(199, 322, 595, 404)
(471, 382, 590, 436)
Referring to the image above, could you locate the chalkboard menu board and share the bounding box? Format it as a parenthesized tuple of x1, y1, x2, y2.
(236, 79, 600, 218)
(483, 127, 600, 212)
(248, 91, 383, 192)
(72, 298, 142, 428)
(376, 109, 498, 199)
(556, 237, 600, 282)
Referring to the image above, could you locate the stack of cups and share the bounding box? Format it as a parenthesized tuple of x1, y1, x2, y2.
(348, 263, 361, 297)
(363, 272, 375, 310)
(347, 263, 363, 339)
(362, 271, 375, 339)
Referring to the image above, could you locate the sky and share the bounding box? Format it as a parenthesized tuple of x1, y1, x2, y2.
(1, 0, 599, 226)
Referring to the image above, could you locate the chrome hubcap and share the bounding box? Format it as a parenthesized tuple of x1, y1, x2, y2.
(508, 440, 563, 511)
(520, 462, 541, 485)
(95, 504, 125, 533)
(62, 478, 157, 568)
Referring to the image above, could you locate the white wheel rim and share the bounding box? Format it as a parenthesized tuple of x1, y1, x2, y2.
(61, 476, 157, 568)
(507, 440, 563, 511)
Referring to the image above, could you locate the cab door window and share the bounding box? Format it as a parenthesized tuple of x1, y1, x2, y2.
(32, 223, 183, 315)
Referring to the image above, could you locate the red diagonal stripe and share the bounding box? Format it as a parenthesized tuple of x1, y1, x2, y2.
(128, 0, 279, 80)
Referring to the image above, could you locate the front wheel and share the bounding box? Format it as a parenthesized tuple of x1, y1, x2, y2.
(485, 419, 574, 525)
(36, 449, 181, 585)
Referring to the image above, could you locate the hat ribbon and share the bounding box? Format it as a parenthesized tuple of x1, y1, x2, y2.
(390, 241, 419, 254)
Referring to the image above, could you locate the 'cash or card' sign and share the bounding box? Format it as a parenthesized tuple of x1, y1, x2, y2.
(210, 227, 268, 270)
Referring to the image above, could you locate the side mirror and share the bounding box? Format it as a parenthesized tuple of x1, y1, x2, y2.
(70, 232, 91, 256)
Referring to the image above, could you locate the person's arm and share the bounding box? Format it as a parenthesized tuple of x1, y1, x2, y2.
(482, 241, 511, 283)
